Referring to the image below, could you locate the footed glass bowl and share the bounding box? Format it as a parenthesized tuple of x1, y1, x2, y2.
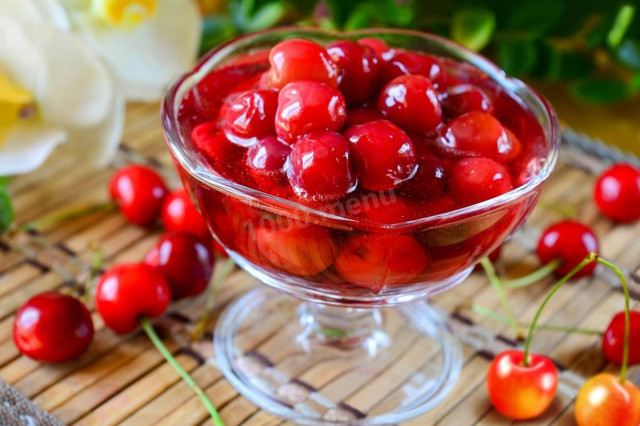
(162, 28, 560, 425)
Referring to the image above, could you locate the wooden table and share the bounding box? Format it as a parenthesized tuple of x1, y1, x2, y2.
(1, 102, 640, 425)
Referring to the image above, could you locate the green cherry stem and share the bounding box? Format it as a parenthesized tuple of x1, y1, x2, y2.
(20, 201, 117, 232)
(502, 259, 562, 289)
(480, 257, 521, 337)
(140, 316, 224, 426)
(192, 257, 236, 341)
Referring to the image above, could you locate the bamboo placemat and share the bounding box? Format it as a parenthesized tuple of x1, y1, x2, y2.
(1, 102, 640, 426)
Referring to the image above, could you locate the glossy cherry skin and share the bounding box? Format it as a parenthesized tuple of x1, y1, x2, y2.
(602, 310, 640, 366)
(381, 50, 446, 88)
(286, 131, 355, 201)
(13, 293, 94, 363)
(358, 38, 395, 63)
(437, 112, 520, 162)
(594, 164, 640, 223)
(378, 74, 442, 135)
(336, 235, 429, 291)
(344, 119, 417, 191)
(275, 80, 347, 143)
(109, 164, 169, 227)
(223, 89, 278, 145)
(161, 189, 209, 241)
(245, 136, 291, 190)
(575, 373, 640, 426)
(267, 39, 339, 89)
(447, 157, 513, 206)
(345, 108, 384, 127)
(95, 263, 171, 334)
(536, 220, 599, 278)
(190, 121, 242, 169)
(441, 84, 493, 117)
(400, 152, 448, 201)
(487, 350, 558, 420)
(327, 40, 380, 106)
(144, 233, 214, 300)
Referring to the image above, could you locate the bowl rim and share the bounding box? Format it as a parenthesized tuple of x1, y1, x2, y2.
(161, 27, 561, 230)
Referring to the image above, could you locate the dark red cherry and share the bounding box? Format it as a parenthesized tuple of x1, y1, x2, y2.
(378, 74, 442, 135)
(345, 107, 384, 127)
(381, 51, 447, 88)
(602, 310, 640, 366)
(162, 189, 209, 241)
(447, 157, 513, 206)
(144, 233, 214, 300)
(437, 112, 521, 162)
(190, 121, 242, 169)
(327, 40, 380, 106)
(400, 152, 448, 200)
(223, 89, 278, 145)
(96, 263, 171, 334)
(358, 38, 396, 63)
(594, 164, 640, 223)
(536, 220, 599, 278)
(441, 84, 493, 117)
(275, 80, 347, 144)
(268, 39, 339, 89)
(359, 196, 423, 224)
(13, 293, 94, 363)
(344, 119, 417, 191)
(245, 136, 291, 190)
(287, 131, 355, 201)
(109, 164, 169, 227)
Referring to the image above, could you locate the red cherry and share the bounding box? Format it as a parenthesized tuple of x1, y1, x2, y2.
(327, 40, 380, 106)
(335, 235, 428, 290)
(357, 195, 422, 224)
(95, 263, 171, 334)
(344, 119, 417, 191)
(245, 136, 291, 190)
(447, 157, 513, 206)
(223, 89, 278, 145)
(536, 220, 599, 278)
(144, 233, 214, 300)
(437, 112, 521, 162)
(594, 164, 640, 223)
(13, 293, 93, 363)
(381, 51, 447, 88)
(109, 164, 169, 227)
(162, 189, 209, 241)
(345, 107, 384, 127)
(268, 39, 339, 89)
(378, 74, 442, 135)
(400, 152, 448, 201)
(190, 122, 242, 169)
(358, 38, 395, 63)
(441, 84, 493, 117)
(486, 350, 558, 420)
(602, 310, 640, 366)
(275, 80, 346, 144)
(286, 131, 355, 201)
(575, 373, 640, 426)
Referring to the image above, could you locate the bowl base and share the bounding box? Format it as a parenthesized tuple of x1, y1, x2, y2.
(215, 287, 462, 424)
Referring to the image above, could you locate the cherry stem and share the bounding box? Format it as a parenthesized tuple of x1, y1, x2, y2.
(471, 304, 604, 336)
(538, 200, 577, 218)
(140, 316, 224, 426)
(502, 259, 561, 289)
(480, 257, 521, 338)
(20, 201, 117, 232)
(192, 258, 235, 341)
(81, 241, 104, 304)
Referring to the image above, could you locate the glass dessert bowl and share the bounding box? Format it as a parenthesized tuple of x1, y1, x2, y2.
(162, 28, 560, 424)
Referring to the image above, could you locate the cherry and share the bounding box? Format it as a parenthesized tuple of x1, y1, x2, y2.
(162, 189, 209, 241)
(275, 80, 347, 144)
(381, 51, 447, 88)
(594, 164, 640, 223)
(358, 38, 395, 63)
(13, 293, 94, 363)
(267, 39, 339, 89)
(437, 112, 521, 162)
(358, 196, 422, 224)
(441, 84, 493, 117)
(344, 119, 417, 191)
(286, 131, 355, 201)
(95, 263, 171, 334)
(400, 152, 448, 201)
(335, 235, 428, 290)
(327, 40, 380, 106)
(223, 89, 278, 146)
(602, 310, 640, 366)
(190, 121, 242, 169)
(447, 157, 513, 206)
(536, 221, 599, 278)
(109, 164, 169, 227)
(575, 373, 640, 426)
(486, 350, 558, 420)
(345, 107, 384, 127)
(378, 74, 442, 135)
(144, 233, 214, 300)
(245, 136, 291, 190)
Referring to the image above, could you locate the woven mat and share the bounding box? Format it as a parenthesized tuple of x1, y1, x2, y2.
(0, 381, 62, 426)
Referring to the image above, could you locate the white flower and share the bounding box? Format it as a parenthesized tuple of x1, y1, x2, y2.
(4, 0, 203, 102)
(0, 17, 124, 175)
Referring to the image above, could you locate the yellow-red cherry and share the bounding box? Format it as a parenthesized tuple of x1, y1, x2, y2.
(575, 373, 640, 426)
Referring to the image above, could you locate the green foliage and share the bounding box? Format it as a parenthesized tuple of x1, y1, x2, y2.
(451, 8, 496, 51)
(0, 177, 13, 234)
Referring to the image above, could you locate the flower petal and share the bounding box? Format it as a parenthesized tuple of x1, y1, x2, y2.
(0, 0, 71, 30)
(0, 121, 67, 175)
(0, 17, 47, 97)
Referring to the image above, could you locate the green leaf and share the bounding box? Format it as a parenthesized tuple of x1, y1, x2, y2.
(243, 2, 286, 31)
(570, 78, 631, 105)
(608, 4, 635, 48)
(0, 190, 13, 234)
(617, 38, 640, 70)
(200, 15, 238, 54)
(496, 37, 538, 75)
(0, 176, 10, 189)
(451, 8, 496, 51)
(537, 43, 593, 80)
(505, 0, 564, 36)
(325, 0, 361, 28)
